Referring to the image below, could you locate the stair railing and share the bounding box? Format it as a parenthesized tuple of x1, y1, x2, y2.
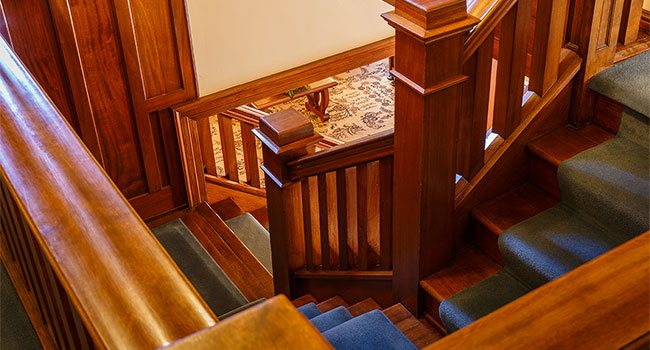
(254, 110, 394, 301)
(0, 37, 218, 349)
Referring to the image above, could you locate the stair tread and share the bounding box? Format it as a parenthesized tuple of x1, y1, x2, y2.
(293, 294, 318, 308)
(383, 303, 443, 348)
(210, 198, 245, 221)
(317, 296, 349, 312)
(472, 183, 558, 235)
(527, 127, 602, 167)
(249, 207, 269, 229)
(420, 246, 501, 303)
(347, 298, 382, 317)
(224, 213, 272, 273)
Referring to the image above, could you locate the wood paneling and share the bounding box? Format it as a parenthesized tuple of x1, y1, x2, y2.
(2, 0, 197, 219)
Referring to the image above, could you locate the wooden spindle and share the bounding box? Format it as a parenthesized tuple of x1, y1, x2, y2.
(301, 178, 314, 270)
(1, 184, 32, 292)
(253, 109, 322, 295)
(317, 173, 331, 269)
(383, 0, 479, 313)
(241, 123, 261, 187)
(198, 118, 218, 176)
(618, 0, 643, 44)
(530, 0, 568, 95)
(336, 169, 349, 270)
(356, 164, 369, 270)
(379, 158, 393, 270)
(218, 114, 239, 182)
(493, 0, 533, 138)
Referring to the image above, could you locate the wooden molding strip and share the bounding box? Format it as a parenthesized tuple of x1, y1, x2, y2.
(174, 37, 395, 120)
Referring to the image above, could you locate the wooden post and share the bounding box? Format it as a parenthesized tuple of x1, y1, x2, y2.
(253, 109, 322, 296)
(383, 1, 479, 313)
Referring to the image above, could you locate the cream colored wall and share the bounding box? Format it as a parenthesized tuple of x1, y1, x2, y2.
(644, 0, 649, 10)
(186, 0, 394, 96)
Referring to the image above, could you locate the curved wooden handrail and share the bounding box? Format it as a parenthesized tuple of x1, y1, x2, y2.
(0, 38, 216, 349)
(287, 129, 394, 180)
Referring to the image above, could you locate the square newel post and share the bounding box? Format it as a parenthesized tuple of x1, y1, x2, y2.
(383, 1, 479, 313)
(252, 109, 323, 297)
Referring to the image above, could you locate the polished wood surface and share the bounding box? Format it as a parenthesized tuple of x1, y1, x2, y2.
(165, 296, 332, 350)
(425, 232, 650, 349)
(0, 38, 215, 349)
(383, 303, 443, 348)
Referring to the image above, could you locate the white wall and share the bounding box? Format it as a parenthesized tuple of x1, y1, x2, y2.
(186, 0, 394, 96)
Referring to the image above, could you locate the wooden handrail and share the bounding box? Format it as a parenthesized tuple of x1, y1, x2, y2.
(164, 296, 332, 350)
(464, 0, 518, 62)
(425, 232, 650, 349)
(0, 38, 216, 348)
(288, 129, 394, 180)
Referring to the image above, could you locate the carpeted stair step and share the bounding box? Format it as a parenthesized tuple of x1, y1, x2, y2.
(224, 213, 273, 273)
(323, 309, 418, 350)
(383, 303, 442, 348)
(317, 296, 349, 312)
(297, 302, 322, 319)
(151, 219, 249, 317)
(471, 183, 558, 263)
(420, 246, 501, 325)
(438, 270, 529, 333)
(1, 263, 43, 350)
(558, 123, 649, 236)
(347, 298, 382, 317)
(310, 306, 353, 332)
(527, 125, 613, 199)
(499, 204, 631, 288)
(292, 294, 318, 307)
(589, 50, 649, 118)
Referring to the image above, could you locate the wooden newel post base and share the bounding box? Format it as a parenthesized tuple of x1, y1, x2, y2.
(253, 109, 322, 296)
(383, 1, 479, 314)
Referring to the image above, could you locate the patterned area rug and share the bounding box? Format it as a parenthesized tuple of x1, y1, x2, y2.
(210, 59, 395, 182)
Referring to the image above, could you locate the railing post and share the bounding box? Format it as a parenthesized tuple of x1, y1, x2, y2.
(253, 109, 322, 297)
(383, 2, 479, 313)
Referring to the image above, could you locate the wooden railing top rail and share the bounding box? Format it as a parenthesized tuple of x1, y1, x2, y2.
(426, 232, 650, 350)
(164, 296, 332, 350)
(287, 129, 394, 180)
(0, 39, 216, 349)
(464, 0, 517, 61)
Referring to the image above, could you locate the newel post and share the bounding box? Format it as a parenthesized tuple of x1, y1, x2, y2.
(253, 109, 322, 297)
(383, 1, 479, 313)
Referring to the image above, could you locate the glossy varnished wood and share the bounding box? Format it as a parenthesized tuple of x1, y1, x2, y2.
(0, 38, 215, 349)
(383, 303, 443, 348)
(425, 233, 650, 349)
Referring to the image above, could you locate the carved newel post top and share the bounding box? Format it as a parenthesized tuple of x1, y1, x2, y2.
(259, 109, 316, 147)
(395, 0, 469, 29)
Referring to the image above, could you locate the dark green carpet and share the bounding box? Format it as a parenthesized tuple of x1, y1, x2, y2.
(152, 219, 248, 317)
(224, 213, 273, 273)
(589, 51, 650, 117)
(1, 263, 42, 350)
(441, 101, 650, 332)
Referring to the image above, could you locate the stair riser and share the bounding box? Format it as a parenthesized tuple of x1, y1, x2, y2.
(474, 221, 505, 265)
(529, 157, 561, 199)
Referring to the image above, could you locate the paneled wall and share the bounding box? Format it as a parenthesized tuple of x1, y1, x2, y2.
(0, 0, 196, 219)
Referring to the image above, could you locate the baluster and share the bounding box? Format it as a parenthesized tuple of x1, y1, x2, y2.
(253, 109, 322, 295)
(0, 182, 18, 261)
(379, 158, 393, 270)
(301, 178, 314, 270)
(241, 123, 261, 187)
(493, 0, 533, 138)
(530, 0, 568, 95)
(218, 114, 239, 182)
(317, 173, 331, 269)
(0, 184, 32, 292)
(336, 169, 349, 270)
(198, 118, 218, 176)
(356, 164, 368, 270)
(618, 0, 643, 44)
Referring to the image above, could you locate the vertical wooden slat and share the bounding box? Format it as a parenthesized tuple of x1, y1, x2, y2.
(317, 173, 330, 269)
(0, 182, 18, 261)
(198, 117, 217, 176)
(1, 184, 32, 292)
(218, 114, 239, 182)
(301, 178, 314, 270)
(379, 158, 393, 270)
(456, 51, 478, 178)
(493, 0, 533, 138)
(336, 169, 349, 270)
(241, 123, 261, 187)
(530, 0, 568, 95)
(43, 258, 77, 349)
(618, 0, 643, 44)
(356, 164, 368, 270)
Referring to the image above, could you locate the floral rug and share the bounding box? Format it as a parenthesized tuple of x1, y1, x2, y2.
(210, 59, 395, 183)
